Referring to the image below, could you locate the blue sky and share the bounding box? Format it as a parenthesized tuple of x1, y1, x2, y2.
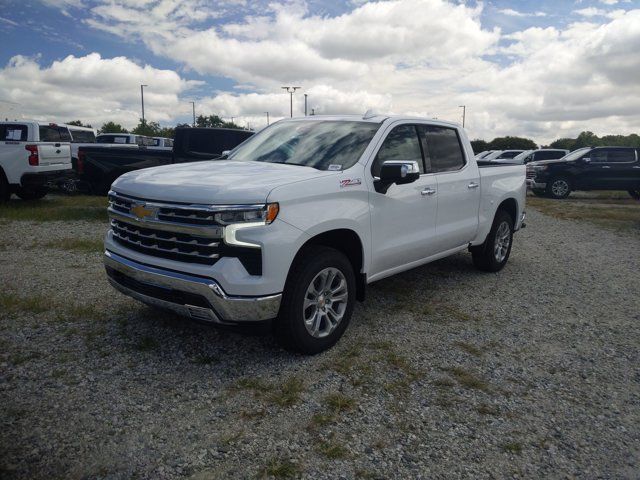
(1, 0, 638, 142)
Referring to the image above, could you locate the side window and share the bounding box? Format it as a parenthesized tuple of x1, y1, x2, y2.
(422, 126, 465, 172)
(590, 150, 607, 163)
(39, 125, 61, 142)
(607, 149, 635, 163)
(3, 124, 28, 141)
(372, 125, 423, 177)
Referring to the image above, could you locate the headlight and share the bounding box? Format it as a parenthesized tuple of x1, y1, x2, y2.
(215, 203, 279, 225)
(532, 165, 548, 171)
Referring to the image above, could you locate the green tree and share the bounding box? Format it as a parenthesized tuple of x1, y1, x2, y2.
(470, 139, 489, 154)
(548, 138, 576, 150)
(487, 136, 537, 150)
(66, 120, 92, 128)
(131, 119, 161, 137)
(196, 114, 241, 129)
(99, 121, 128, 134)
(573, 131, 600, 149)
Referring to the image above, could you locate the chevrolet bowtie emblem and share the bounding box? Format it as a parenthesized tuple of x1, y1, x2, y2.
(130, 203, 157, 220)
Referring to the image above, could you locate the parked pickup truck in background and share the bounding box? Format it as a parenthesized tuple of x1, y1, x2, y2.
(76, 127, 253, 194)
(0, 121, 72, 200)
(103, 114, 526, 354)
(526, 146, 640, 199)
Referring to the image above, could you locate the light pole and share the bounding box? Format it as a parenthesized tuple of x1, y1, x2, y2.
(265, 112, 270, 126)
(281, 86, 301, 117)
(304, 94, 308, 116)
(459, 105, 466, 128)
(190, 101, 196, 127)
(140, 84, 148, 127)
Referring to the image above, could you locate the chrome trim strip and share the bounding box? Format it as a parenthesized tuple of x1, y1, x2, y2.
(104, 250, 281, 322)
(108, 209, 223, 238)
(111, 220, 220, 248)
(108, 190, 265, 213)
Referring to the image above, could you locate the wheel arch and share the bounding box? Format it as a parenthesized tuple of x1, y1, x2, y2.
(290, 228, 367, 301)
(497, 197, 518, 225)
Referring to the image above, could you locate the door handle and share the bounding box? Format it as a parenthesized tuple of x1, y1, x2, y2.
(468, 182, 479, 189)
(601, 166, 611, 169)
(632, 166, 640, 169)
(421, 187, 436, 196)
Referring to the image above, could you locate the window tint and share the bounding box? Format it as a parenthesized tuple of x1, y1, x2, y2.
(590, 150, 608, 163)
(607, 149, 636, 163)
(39, 125, 71, 142)
(97, 135, 129, 144)
(2, 124, 28, 141)
(421, 126, 465, 172)
(372, 125, 423, 177)
(69, 129, 96, 143)
(497, 151, 521, 159)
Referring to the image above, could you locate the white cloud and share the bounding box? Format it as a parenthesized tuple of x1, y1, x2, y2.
(498, 8, 546, 17)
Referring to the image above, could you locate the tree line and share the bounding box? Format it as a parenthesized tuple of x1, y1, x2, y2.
(471, 131, 640, 154)
(65, 114, 245, 138)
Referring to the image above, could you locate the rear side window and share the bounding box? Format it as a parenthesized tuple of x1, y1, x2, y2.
(607, 149, 636, 163)
(590, 150, 608, 163)
(69, 129, 96, 143)
(497, 151, 520, 159)
(372, 125, 423, 177)
(2, 124, 28, 141)
(97, 135, 129, 144)
(39, 125, 71, 142)
(421, 126, 465, 172)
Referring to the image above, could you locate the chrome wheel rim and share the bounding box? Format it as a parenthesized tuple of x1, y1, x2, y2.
(303, 267, 348, 338)
(494, 221, 511, 263)
(551, 180, 569, 197)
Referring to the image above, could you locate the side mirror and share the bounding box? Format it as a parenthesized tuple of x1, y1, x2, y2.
(582, 157, 591, 163)
(375, 160, 420, 193)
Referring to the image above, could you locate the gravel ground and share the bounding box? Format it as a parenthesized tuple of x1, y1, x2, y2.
(1, 197, 639, 479)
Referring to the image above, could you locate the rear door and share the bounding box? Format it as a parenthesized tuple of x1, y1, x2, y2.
(37, 125, 71, 166)
(603, 148, 638, 190)
(420, 125, 480, 252)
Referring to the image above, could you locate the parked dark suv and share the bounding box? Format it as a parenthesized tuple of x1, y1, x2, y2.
(526, 146, 640, 199)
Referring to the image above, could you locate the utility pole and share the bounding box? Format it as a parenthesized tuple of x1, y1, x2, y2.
(459, 105, 466, 128)
(265, 112, 270, 126)
(304, 94, 308, 116)
(281, 86, 301, 117)
(140, 84, 148, 127)
(190, 101, 196, 127)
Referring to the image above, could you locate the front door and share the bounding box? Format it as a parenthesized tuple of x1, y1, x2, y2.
(368, 123, 438, 277)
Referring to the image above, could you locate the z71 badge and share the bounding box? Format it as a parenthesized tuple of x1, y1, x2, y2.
(339, 178, 362, 188)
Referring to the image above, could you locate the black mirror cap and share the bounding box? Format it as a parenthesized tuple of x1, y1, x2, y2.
(375, 160, 420, 193)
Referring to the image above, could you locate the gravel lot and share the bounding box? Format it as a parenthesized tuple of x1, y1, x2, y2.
(1, 195, 639, 479)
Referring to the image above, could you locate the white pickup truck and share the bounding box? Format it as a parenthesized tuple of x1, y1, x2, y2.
(0, 121, 72, 200)
(104, 115, 526, 353)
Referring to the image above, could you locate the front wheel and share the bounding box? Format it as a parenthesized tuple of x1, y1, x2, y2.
(471, 210, 514, 272)
(276, 246, 355, 354)
(546, 177, 572, 199)
(16, 186, 48, 200)
(628, 189, 640, 200)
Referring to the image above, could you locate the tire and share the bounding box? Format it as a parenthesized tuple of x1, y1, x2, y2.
(16, 186, 48, 201)
(0, 173, 9, 202)
(276, 246, 356, 355)
(471, 210, 514, 273)
(531, 188, 546, 197)
(546, 177, 572, 199)
(628, 189, 640, 200)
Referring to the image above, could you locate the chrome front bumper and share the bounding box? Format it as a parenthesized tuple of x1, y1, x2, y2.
(104, 250, 281, 324)
(526, 178, 546, 189)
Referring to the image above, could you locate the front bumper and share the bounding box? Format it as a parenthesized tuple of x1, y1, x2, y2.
(21, 169, 73, 188)
(526, 178, 546, 189)
(104, 250, 281, 324)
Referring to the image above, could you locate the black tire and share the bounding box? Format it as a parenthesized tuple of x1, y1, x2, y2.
(628, 189, 640, 200)
(276, 246, 356, 355)
(531, 188, 546, 197)
(546, 177, 572, 199)
(16, 186, 48, 201)
(0, 172, 9, 202)
(471, 210, 514, 273)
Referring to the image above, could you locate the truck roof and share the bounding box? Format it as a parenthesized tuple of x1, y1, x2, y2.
(279, 114, 460, 128)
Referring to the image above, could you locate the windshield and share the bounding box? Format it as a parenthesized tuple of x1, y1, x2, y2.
(69, 129, 96, 143)
(227, 120, 381, 170)
(513, 150, 533, 162)
(561, 147, 591, 161)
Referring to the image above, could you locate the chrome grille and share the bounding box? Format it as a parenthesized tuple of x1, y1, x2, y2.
(526, 169, 536, 179)
(110, 219, 220, 265)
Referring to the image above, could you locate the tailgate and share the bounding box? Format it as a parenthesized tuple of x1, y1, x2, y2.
(38, 143, 72, 166)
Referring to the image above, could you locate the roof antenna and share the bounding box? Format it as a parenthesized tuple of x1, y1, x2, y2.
(363, 109, 378, 120)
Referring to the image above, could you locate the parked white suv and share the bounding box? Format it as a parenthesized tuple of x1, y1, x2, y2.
(0, 121, 72, 200)
(104, 115, 526, 353)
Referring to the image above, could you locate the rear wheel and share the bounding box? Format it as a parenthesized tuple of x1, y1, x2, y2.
(531, 188, 546, 197)
(546, 177, 571, 199)
(471, 210, 514, 272)
(16, 186, 48, 201)
(628, 189, 640, 200)
(276, 246, 355, 354)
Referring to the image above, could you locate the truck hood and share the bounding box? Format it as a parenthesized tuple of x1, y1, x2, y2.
(111, 160, 331, 204)
(528, 159, 572, 167)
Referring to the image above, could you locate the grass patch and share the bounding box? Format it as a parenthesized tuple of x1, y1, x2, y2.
(192, 353, 218, 365)
(235, 377, 273, 394)
(527, 195, 640, 232)
(41, 237, 104, 253)
(0, 292, 53, 314)
(308, 412, 334, 430)
(446, 367, 490, 392)
(0, 195, 108, 222)
(317, 437, 349, 459)
(454, 341, 484, 357)
(501, 441, 523, 454)
(324, 392, 356, 413)
(258, 457, 301, 479)
(476, 403, 500, 415)
(268, 376, 305, 407)
(134, 336, 159, 352)
(10, 351, 41, 366)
